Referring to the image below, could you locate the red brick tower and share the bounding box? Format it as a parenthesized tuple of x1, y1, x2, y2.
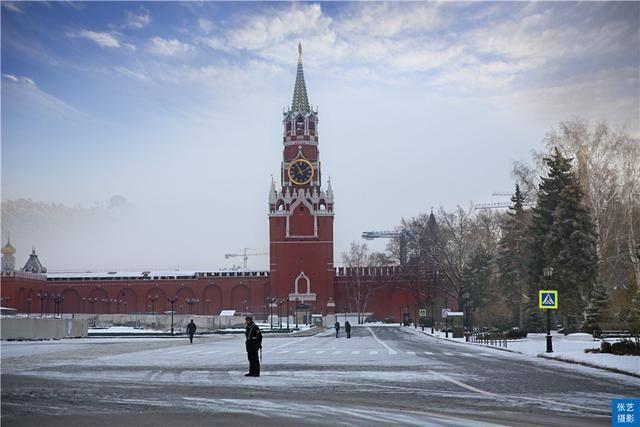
(268, 43, 335, 315)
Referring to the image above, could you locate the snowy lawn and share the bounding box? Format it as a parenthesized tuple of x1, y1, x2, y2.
(89, 326, 166, 334)
(416, 329, 639, 375)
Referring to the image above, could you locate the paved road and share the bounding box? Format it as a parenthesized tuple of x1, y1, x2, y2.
(2, 326, 637, 426)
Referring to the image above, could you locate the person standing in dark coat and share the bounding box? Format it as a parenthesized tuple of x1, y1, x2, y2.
(187, 319, 197, 344)
(244, 316, 262, 377)
(334, 321, 340, 338)
(345, 320, 351, 339)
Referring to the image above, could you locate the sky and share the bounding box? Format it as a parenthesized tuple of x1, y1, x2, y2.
(1, 1, 639, 271)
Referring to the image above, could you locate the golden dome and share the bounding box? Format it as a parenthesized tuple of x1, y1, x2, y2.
(2, 238, 16, 255)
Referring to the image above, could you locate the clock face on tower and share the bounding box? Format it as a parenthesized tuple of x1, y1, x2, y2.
(288, 159, 314, 185)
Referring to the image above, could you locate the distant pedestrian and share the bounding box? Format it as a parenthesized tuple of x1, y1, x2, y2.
(334, 321, 340, 338)
(245, 316, 262, 377)
(187, 319, 197, 344)
(345, 321, 351, 339)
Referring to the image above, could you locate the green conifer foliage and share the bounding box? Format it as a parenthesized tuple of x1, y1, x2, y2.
(527, 148, 599, 333)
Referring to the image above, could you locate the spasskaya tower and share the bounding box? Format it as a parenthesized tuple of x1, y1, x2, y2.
(268, 43, 335, 314)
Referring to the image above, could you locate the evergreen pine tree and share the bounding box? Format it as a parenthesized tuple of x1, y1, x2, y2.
(525, 286, 544, 332)
(462, 246, 492, 309)
(526, 148, 599, 333)
(550, 176, 599, 331)
(497, 184, 529, 329)
(582, 281, 608, 336)
(461, 246, 493, 329)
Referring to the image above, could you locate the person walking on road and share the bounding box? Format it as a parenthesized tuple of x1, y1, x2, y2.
(186, 319, 197, 344)
(345, 320, 351, 339)
(245, 316, 262, 377)
(334, 321, 340, 338)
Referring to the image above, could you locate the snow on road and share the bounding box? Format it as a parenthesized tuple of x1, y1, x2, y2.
(415, 329, 639, 375)
(2, 325, 638, 426)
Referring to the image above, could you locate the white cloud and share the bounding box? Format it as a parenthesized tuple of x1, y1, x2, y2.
(2, 74, 35, 85)
(465, 6, 637, 72)
(153, 59, 283, 89)
(198, 18, 213, 34)
(113, 66, 149, 82)
(197, 36, 228, 51)
(67, 29, 136, 51)
(125, 8, 151, 29)
(498, 67, 640, 135)
(148, 37, 193, 56)
(216, 3, 343, 65)
(2, 74, 87, 118)
(338, 2, 444, 37)
(2, 2, 24, 13)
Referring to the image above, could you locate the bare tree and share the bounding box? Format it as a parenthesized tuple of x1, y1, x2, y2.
(341, 242, 389, 324)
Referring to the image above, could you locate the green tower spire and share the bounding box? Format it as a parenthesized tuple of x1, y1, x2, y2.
(291, 42, 310, 113)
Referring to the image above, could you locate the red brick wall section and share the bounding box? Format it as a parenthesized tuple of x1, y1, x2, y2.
(1, 274, 271, 316)
(1, 270, 455, 320)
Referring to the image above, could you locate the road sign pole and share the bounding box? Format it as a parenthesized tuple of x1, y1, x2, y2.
(539, 289, 557, 353)
(445, 315, 449, 338)
(546, 308, 553, 353)
(431, 300, 434, 334)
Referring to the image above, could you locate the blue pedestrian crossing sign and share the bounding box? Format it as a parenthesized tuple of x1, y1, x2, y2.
(539, 290, 558, 309)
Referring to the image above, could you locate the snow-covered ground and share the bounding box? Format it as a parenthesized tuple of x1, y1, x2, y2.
(89, 326, 166, 334)
(3, 325, 638, 425)
(418, 329, 639, 375)
(87, 323, 315, 335)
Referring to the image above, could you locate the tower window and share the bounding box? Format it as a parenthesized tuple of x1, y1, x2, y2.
(295, 115, 305, 134)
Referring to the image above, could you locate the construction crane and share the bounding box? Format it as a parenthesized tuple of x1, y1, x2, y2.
(361, 231, 407, 265)
(224, 248, 268, 270)
(475, 191, 530, 210)
(474, 201, 514, 210)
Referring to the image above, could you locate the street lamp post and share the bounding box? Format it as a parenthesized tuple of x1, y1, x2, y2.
(27, 297, 32, 317)
(444, 297, 449, 338)
(431, 298, 435, 334)
(88, 297, 97, 315)
(295, 298, 299, 329)
(148, 295, 158, 315)
(37, 292, 47, 317)
(101, 298, 113, 315)
(286, 297, 290, 331)
(543, 266, 554, 353)
(263, 282, 268, 322)
(115, 293, 126, 314)
(268, 297, 279, 330)
(241, 299, 247, 317)
(186, 298, 199, 315)
(462, 292, 470, 332)
(167, 296, 178, 335)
